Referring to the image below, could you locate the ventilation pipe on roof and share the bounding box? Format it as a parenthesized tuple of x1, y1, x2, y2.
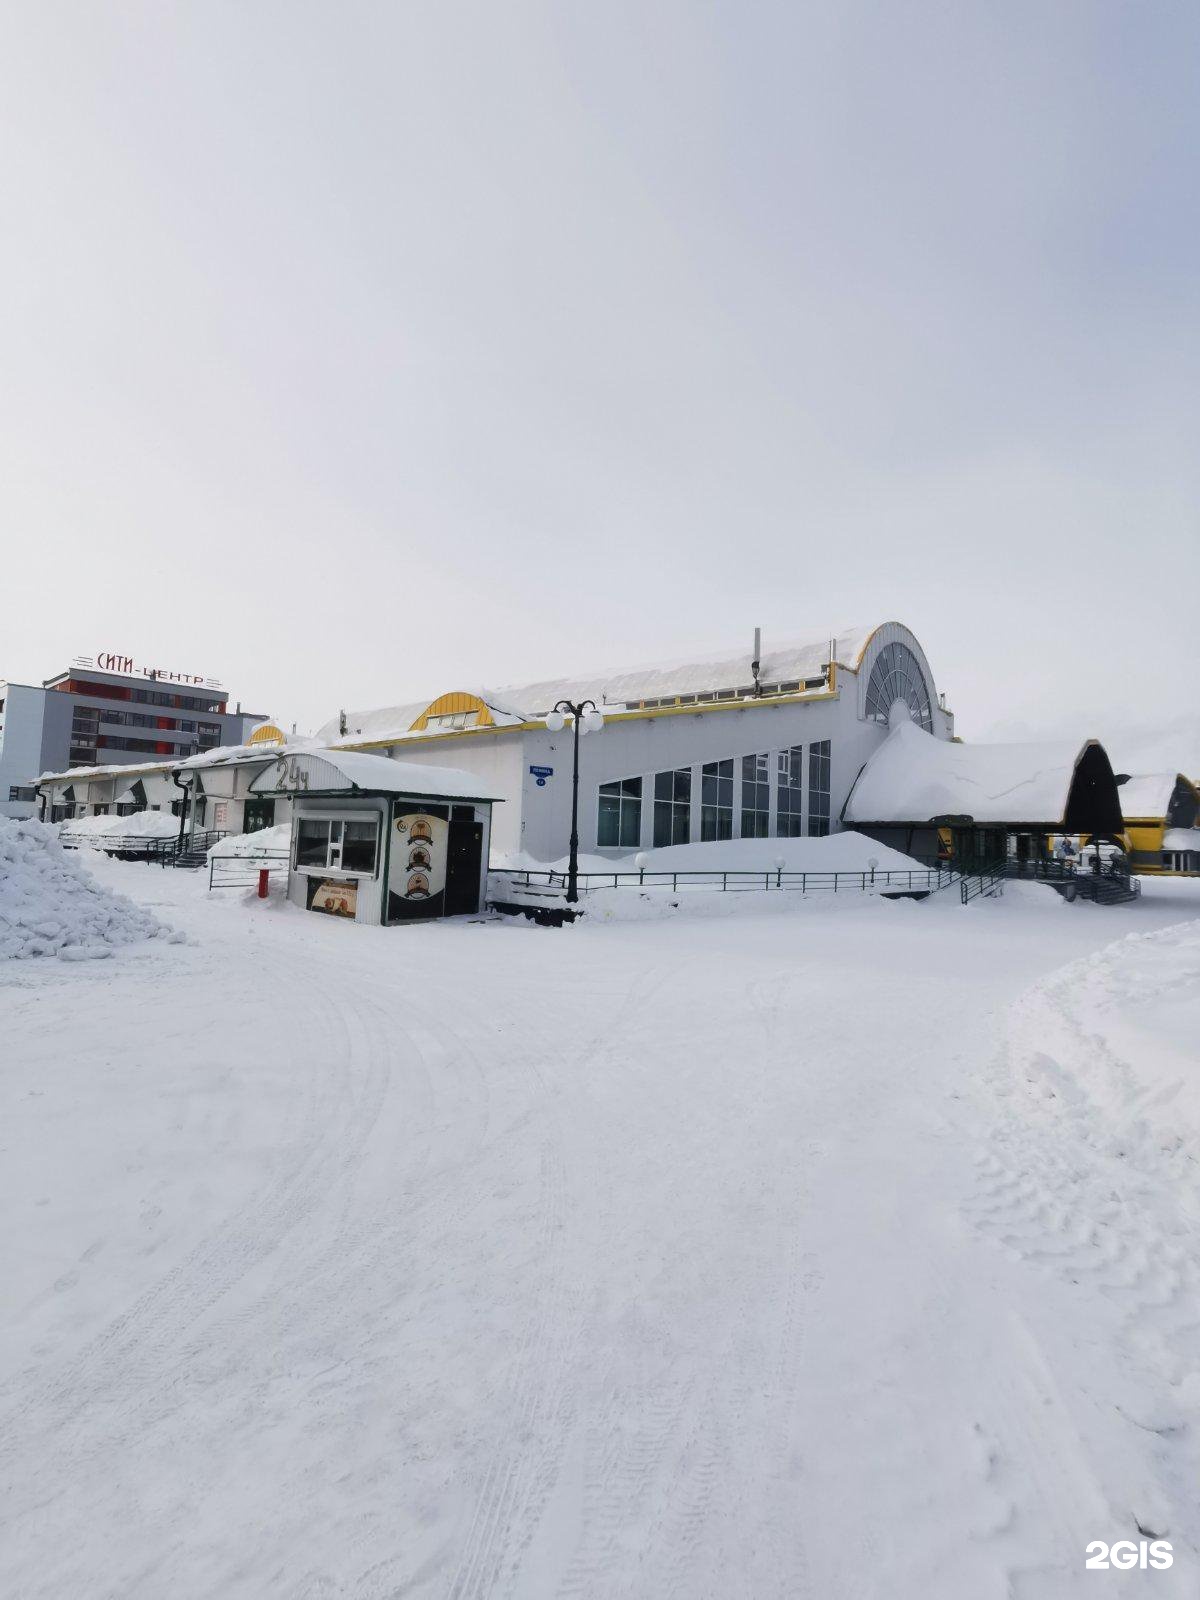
(751, 627, 762, 697)
(338, 708, 348, 736)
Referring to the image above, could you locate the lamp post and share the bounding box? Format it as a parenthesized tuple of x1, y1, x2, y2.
(544, 698, 604, 903)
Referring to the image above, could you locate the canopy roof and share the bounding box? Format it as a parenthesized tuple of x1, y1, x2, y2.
(1118, 772, 1194, 822)
(40, 758, 177, 785)
(843, 717, 1123, 831)
(249, 749, 505, 801)
(316, 624, 885, 746)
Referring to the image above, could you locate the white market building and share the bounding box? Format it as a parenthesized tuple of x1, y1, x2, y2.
(314, 622, 956, 863)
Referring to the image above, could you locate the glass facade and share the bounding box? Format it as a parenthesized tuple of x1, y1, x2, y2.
(777, 745, 804, 837)
(653, 768, 691, 847)
(598, 777, 642, 848)
(701, 759, 734, 840)
(740, 753, 770, 837)
(807, 740, 831, 835)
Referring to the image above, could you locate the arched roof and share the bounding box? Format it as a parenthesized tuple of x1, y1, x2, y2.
(843, 717, 1123, 831)
(315, 623, 921, 745)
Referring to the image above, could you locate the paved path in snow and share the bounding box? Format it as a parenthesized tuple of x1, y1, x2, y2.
(3, 866, 1199, 1599)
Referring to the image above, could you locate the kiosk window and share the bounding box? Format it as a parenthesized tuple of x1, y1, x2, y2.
(296, 819, 330, 866)
(342, 821, 379, 872)
(295, 818, 380, 873)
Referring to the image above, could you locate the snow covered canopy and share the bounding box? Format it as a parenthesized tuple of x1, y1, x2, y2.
(1118, 773, 1199, 828)
(843, 718, 1124, 832)
(249, 750, 506, 802)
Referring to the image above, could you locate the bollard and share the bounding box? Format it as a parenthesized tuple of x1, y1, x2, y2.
(257, 867, 269, 899)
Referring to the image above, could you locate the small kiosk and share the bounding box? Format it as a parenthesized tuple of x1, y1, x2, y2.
(249, 750, 502, 925)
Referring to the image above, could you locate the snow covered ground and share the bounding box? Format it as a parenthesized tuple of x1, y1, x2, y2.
(2, 856, 1200, 1598)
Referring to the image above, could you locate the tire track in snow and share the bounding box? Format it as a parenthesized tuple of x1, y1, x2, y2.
(0, 942, 392, 1508)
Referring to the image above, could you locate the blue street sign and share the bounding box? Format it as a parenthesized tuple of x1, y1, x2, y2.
(529, 765, 554, 787)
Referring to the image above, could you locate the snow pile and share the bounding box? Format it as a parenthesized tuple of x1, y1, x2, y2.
(208, 824, 292, 859)
(60, 810, 180, 847)
(0, 818, 171, 959)
(494, 831, 921, 877)
(633, 830, 922, 875)
(1004, 918, 1200, 1156)
(582, 883, 922, 924)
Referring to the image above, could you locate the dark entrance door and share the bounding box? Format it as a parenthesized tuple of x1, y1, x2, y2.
(244, 797, 276, 834)
(444, 812, 484, 916)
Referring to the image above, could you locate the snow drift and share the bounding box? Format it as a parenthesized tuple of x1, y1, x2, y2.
(494, 830, 922, 877)
(0, 818, 170, 959)
(208, 824, 292, 859)
(632, 830, 922, 875)
(59, 810, 181, 848)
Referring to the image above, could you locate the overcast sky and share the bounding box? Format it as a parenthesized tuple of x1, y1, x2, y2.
(2, 2, 1196, 748)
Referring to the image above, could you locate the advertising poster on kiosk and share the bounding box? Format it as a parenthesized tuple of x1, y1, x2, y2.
(308, 879, 359, 918)
(388, 809, 448, 920)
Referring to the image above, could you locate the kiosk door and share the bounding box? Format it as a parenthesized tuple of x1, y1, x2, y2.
(445, 811, 484, 916)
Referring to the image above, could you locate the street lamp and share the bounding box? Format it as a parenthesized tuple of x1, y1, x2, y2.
(545, 698, 604, 903)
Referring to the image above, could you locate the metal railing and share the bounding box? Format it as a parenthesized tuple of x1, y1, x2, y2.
(960, 861, 1007, 904)
(59, 828, 227, 866)
(208, 850, 290, 890)
(492, 864, 963, 897)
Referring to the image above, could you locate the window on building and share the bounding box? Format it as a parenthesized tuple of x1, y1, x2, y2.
(197, 722, 221, 748)
(425, 710, 479, 731)
(597, 777, 642, 848)
(295, 819, 329, 866)
(294, 817, 380, 874)
(864, 641, 933, 731)
(653, 768, 691, 847)
(808, 740, 831, 836)
(776, 745, 804, 837)
(342, 821, 379, 872)
(8, 785, 37, 803)
(740, 753, 770, 837)
(701, 759, 734, 840)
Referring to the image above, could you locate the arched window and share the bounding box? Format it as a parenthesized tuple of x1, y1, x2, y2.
(864, 642, 933, 731)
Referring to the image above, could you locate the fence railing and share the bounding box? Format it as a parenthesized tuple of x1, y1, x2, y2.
(209, 851, 290, 891)
(492, 864, 964, 897)
(960, 861, 1007, 904)
(59, 828, 228, 865)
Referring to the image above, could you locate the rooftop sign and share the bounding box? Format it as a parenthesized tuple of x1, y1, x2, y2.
(72, 654, 225, 690)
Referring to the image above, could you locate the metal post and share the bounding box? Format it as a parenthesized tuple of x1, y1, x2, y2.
(550, 697, 597, 906)
(567, 710, 581, 903)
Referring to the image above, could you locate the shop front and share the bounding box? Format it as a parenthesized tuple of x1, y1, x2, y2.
(249, 750, 500, 926)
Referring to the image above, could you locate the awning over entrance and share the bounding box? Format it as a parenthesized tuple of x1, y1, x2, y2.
(843, 718, 1123, 834)
(249, 749, 505, 803)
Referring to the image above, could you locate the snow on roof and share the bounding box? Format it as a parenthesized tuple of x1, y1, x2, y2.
(1117, 773, 1188, 821)
(1162, 828, 1200, 852)
(249, 749, 505, 801)
(843, 717, 1100, 826)
(176, 739, 316, 772)
(39, 759, 178, 785)
(315, 692, 527, 747)
(317, 625, 881, 745)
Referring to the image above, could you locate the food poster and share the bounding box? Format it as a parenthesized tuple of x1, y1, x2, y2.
(388, 809, 448, 919)
(307, 877, 359, 918)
